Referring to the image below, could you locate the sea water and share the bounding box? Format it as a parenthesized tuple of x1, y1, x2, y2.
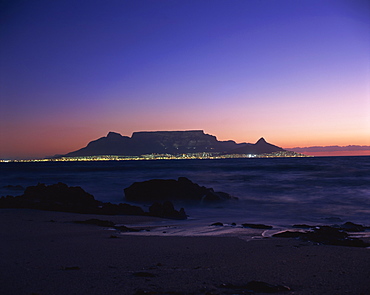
(1, 156, 370, 233)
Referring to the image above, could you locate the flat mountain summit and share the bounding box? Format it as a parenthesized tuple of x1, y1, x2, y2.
(63, 130, 285, 157)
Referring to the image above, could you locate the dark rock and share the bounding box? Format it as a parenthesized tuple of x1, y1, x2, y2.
(307, 226, 349, 242)
(273, 231, 304, 238)
(210, 222, 224, 226)
(99, 202, 122, 215)
(0, 182, 187, 220)
(99, 202, 145, 216)
(149, 201, 187, 220)
(179, 208, 186, 218)
(117, 203, 146, 215)
(0, 182, 101, 213)
(23, 182, 96, 204)
(304, 226, 369, 247)
(273, 226, 370, 247)
(0, 195, 21, 208)
(339, 221, 366, 232)
(242, 223, 273, 229)
(293, 222, 368, 232)
(124, 177, 235, 203)
(23, 182, 100, 213)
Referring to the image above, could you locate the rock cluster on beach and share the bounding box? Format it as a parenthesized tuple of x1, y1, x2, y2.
(124, 177, 236, 202)
(1, 177, 237, 219)
(273, 224, 370, 248)
(208, 221, 370, 248)
(149, 201, 187, 219)
(0, 182, 187, 220)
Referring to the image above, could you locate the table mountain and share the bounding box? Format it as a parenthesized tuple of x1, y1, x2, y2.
(62, 130, 284, 157)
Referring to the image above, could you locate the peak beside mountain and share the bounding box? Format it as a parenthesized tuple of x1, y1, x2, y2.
(229, 137, 284, 155)
(62, 130, 286, 157)
(106, 131, 123, 138)
(256, 137, 267, 144)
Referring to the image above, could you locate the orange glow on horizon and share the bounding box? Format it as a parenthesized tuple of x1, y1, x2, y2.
(302, 150, 370, 157)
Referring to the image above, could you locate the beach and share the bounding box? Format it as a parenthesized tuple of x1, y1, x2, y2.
(1, 209, 370, 295)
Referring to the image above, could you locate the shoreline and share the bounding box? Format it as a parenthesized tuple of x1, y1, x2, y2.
(1, 209, 370, 295)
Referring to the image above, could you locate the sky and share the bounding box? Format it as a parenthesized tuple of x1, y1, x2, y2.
(1, 0, 369, 159)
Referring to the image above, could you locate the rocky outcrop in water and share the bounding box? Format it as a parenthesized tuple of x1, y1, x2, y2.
(124, 177, 236, 203)
(242, 223, 273, 229)
(0, 183, 101, 214)
(0, 182, 186, 219)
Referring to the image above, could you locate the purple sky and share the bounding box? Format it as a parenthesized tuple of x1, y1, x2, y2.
(1, 0, 369, 159)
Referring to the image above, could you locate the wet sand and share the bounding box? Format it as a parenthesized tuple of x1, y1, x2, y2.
(1, 209, 370, 295)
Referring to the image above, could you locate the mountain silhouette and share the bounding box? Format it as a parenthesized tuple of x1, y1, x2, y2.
(229, 137, 285, 154)
(62, 130, 285, 157)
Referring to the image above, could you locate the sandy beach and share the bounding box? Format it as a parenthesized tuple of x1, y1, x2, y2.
(1, 209, 370, 295)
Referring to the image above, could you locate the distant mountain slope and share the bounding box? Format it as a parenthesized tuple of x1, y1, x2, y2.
(229, 137, 285, 154)
(286, 145, 370, 156)
(66, 132, 132, 156)
(62, 130, 285, 157)
(286, 145, 370, 153)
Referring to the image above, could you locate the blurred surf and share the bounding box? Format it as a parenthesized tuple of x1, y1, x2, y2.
(1, 156, 369, 226)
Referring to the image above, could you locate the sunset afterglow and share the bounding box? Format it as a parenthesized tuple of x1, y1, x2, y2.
(1, 0, 369, 159)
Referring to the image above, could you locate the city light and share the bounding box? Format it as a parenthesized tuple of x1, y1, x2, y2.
(0, 151, 310, 163)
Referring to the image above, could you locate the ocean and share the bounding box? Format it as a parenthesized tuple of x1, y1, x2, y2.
(1, 156, 370, 235)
